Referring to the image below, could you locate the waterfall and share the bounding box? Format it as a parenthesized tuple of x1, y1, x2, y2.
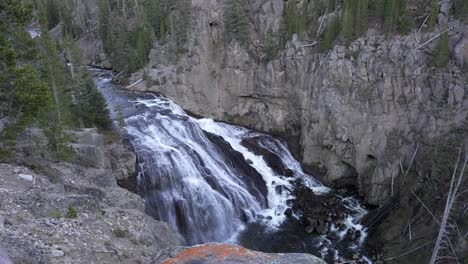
(93, 71, 370, 262)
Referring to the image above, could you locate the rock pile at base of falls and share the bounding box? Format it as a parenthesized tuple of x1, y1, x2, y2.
(292, 185, 354, 238)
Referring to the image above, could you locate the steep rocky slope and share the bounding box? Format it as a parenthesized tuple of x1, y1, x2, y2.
(0, 128, 181, 263)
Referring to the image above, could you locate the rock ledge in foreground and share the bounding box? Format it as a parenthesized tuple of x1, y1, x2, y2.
(156, 243, 326, 264)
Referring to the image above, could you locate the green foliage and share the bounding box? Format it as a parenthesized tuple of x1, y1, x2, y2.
(224, 0, 250, 46)
(66, 205, 78, 218)
(429, 0, 438, 29)
(328, 0, 338, 10)
(264, 28, 277, 62)
(43, 0, 61, 30)
(0, 0, 52, 141)
(98, 0, 192, 70)
(98, 0, 154, 74)
(356, 0, 369, 37)
(51, 210, 63, 219)
(428, 135, 464, 194)
(342, 0, 354, 44)
(284, 0, 311, 39)
(433, 31, 450, 68)
(13, 66, 52, 124)
(116, 105, 126, 128)
(285, 0, 298, 39)
(342, 0, 369, 44)
(63, 37, 112, 130)
(1, 0, 113, 161)
(322, 15, 340, 50)
(453, 0, 468, 22)
(381, 0, 409, 33)
(172, 0, 192, 53)
(144, 0, 170, 39)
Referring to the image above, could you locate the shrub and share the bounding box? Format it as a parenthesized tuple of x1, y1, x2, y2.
(66, 206, 78, 218)
(113, 227, 127, 238)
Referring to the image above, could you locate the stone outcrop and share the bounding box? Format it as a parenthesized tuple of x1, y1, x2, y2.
(124, 0, 468, 206)
(155, 243, 326, 264)
(0, 128, 180, 263)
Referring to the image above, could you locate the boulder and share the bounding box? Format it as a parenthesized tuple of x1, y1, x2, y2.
(155, 243, 326, 264)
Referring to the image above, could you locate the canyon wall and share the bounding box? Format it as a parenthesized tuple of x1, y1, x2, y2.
(121, 0, 468, 206)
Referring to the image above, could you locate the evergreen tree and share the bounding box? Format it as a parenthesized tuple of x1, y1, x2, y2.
(433, 31, 449, 68)
(356, 0, 369, 36)
(383, 0, 397, 32)
(144, 0, 164, 38)
(38, 4, 73, 126)
(172, 0, 192, 53)
(0, 0, 52, 137)
(98, 0, 154, 74)
(311, 0, 324, 36)
(44, 0, 61, 30)
(322, 15, 340, 50)
(429, 0, 438, 29)
(328, 0, 337, 10)
(285, 0, 298, 39)
(298, 0, 310, 36)
(342, 0, 369, 44)
(37, 2, 78, 158)
(342, 0, 354, 43)
(0, 0, 70, 158)
(453, 0, 468, 21)
(380, 0, 409, 33)
(64, 37, 111, 130)
(224, 0, 250, 46)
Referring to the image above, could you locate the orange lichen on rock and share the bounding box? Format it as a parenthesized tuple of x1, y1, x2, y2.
(162, 243, 272, 264)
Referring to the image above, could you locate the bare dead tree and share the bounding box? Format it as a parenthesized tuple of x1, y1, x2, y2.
(429, 148, 467, 264)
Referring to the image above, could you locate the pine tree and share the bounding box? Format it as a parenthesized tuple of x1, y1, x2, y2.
(429, 0, 438, 29)
(224, 0, 250, 46)
(38, 4, 73, 126)
(64, 37, 111, 130)
(383, 0, 397, 32)
(433, 31, 449, 68)
(356, 0, 369, 36)
(172, 0, 192, 53)
(328, 0, 337, 10)
(38, 2, 76, 158)
(453, 0, 468, 21)
(342, 0, 354, 44)
(322, 15, 340, 50)
(380, 0, 410, 33)
(44, 0, 61, 30)
(298, 0, 309, 36)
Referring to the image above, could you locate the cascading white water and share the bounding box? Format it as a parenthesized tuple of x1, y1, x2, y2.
(125, 98, 269, 244)
(93, 72, 371, 262)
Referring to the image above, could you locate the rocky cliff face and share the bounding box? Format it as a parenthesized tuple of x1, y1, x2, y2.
(122, 0, 468, 206)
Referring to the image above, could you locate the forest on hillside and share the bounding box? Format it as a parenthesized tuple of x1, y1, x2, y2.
(0, 0, 111, 160)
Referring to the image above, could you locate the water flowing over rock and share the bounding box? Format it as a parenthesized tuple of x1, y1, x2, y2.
(94, 72, 371, 262)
